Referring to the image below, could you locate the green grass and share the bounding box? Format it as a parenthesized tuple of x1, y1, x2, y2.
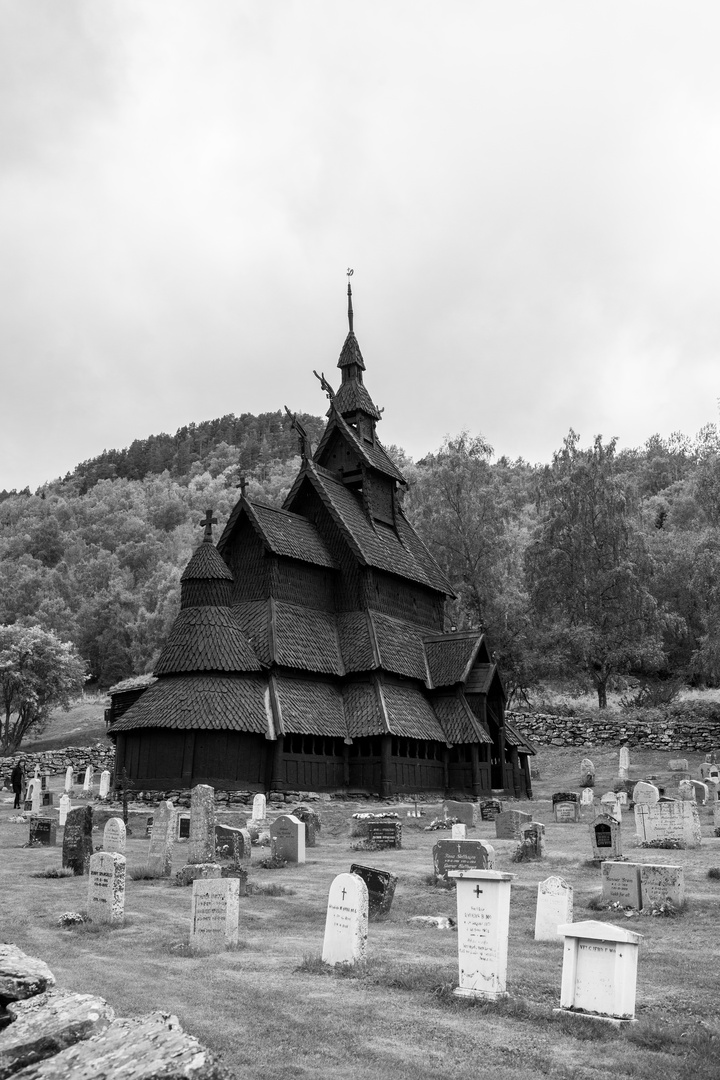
(4, 743, 720, 1079)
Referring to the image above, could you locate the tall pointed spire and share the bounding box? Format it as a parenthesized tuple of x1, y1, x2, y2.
(334, 272, 381, 426)
(347, 268, 354, 333)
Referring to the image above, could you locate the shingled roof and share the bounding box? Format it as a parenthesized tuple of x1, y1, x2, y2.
(431, 693, 493, 745)
(154, 607, 263, 675)
(313, 408, 406, 485)
(504, 717, 536, 755)
(424, 631, 485, 688)
(109, 675, 270, 733)
(337, 330, 365, 370)
(181, 542, 233, 582)
(333, 378, 382, 421)
(216, 499, 336, 569)
(272, 676, 347, 738)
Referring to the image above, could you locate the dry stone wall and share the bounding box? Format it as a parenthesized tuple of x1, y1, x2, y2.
(0, 744, 115, 780)
(511, 709, 720, 752)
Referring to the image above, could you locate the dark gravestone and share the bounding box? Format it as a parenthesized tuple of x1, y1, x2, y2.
(480, 799, 502, 821)
(41, 792, 54, 808)
(350, 863, 398, 918)
(553, 793, 579, 823)
(367, 821, 402, 849)
(433, 839, 493, 879)
(215, 824, 249, 864)
(290, 806, 321, 848)
(76, 771, 86, 786)
(178, 815, 191, 839)
(62, 806, 93, 875)
(29, 819, 56, 846)
(552, 792, 578, 805)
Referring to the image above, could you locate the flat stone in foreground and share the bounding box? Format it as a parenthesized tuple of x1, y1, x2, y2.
(0, 945, 55, 1002)
(6, 1011, 232, 1079)
(0, 988, 114, 1077)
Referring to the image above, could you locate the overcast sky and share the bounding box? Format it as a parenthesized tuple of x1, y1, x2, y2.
(2, 1, 720, 491)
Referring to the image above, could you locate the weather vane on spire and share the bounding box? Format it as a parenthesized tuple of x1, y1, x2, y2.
(346, 268, 354, 333)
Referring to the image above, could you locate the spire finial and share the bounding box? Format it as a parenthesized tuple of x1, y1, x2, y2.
(346, 267, 354, 333)
(199, 508, 217, 541)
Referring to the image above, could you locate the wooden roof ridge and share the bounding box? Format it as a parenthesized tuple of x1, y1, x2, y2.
(394, 509, 454, 596)
(283, 460, 369, 567)
(217, 495, 336, 569)
(314, 405, 406, 485)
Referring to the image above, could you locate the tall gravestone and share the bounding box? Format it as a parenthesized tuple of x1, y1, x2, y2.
(557, 920, 642, 1022)
(64, 766, 73, 792)
(147, 800, 176, 876)
(190, 878, 240, 951)
(590, 815, 621, 862)
(103, 817, 126, 855)
(450, 869, 514, 1000)
(322, 873, 368, 966)
(99, 770, 111, 799)
(83, 768, 93, 794)
(580, 788, 594, 806)
(271, 814, 305, 863)
(58, 793, 71, 828)
(87, 851, 126, 925)
(62, 806, 93, 875)
(618, 744, 630, 779)
(30, 783, 41, 815)
(189, 785, 216, 865)
(251, 793, 266, 822)
(534, 876, 573, 941)
(690, 780, 708, 805)
(580, 758, 595, 787)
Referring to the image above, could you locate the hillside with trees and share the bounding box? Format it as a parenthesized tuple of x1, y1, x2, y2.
(1, 410, 720, 706)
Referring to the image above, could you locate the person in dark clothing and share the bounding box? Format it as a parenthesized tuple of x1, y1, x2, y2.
(11, 764, 23, 809)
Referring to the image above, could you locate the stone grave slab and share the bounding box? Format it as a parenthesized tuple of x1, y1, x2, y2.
(102, 818, 126, 855)
(350, 863, 398, 917)
(215, 824, 250, 865)
(322, 872, 368, 966)
(0, 986, 114, 1076)
(639, 863, 684, 908)
(61, 806, 93, 875)
(190, 878, 240, 951)
(147, 799, 176, 876)
(634, 801, 701, 848)
(449, 869, 514, 999)
(495, 809, 531, 840)
(98, 770, 111, 799)
(443, 800, 477, 827)
(580, 788, 594, 806)
(29, 819, 56, 847)
(480, 799, 502, 821)
(87, 851, 126, 926)
(271, 814, 305, 862)
(632, 781, 659, 806)
(580, 758, 595, 786)
(690, 780, 708, 805)
(451, 824, 467, 839)
(534, 875, 573, 941)
(677, 779, 695, 801)
(669, 758, 688, 772)
(618, 745, 630, 778)
(601, 861, 641, 908)
(290, 805, 321, 847)
(251, 793, 267, 821)
(433, 839, 495, 880)
(367, 820, 402, 849)
(553, 794, 580, 823)
(64, 766, 73, 791)
(522, 822, 545, 856)
(188, 784, 216, 865)
(590, 815, 622, 861)
(176, 812, 191, 840)
(58, 794, 71, 828)
(557, 920, 642, 1022)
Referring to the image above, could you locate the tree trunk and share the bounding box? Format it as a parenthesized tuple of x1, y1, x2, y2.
(596, 680, 608, 709)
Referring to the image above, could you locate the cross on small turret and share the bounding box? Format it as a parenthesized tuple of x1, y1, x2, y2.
(199, 508, 217, 541)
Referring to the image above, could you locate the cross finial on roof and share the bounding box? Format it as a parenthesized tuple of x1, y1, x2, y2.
(199, 508, 217, 540)
(347, 268, 354, 333)
(284, 406, 312, 460)
(237, 476, 247, 498)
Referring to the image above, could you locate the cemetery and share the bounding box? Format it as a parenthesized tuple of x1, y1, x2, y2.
(1, 742, 719, 1079)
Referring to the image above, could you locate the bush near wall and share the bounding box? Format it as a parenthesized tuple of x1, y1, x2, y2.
(511, 700, 720, 751)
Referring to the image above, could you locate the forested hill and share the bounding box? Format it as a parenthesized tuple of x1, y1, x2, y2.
(1, 416, 720, 705)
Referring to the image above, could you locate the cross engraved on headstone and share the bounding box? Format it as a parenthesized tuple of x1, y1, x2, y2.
(474, 885, 483, 897)
(200, 509, 218, 540)
(341, 888, 347, 900)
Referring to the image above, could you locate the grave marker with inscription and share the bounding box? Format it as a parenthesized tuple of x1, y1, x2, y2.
(639, 863, 685, 908)
(271, 814, 305, 863)
(102, 817, 126, 855)
(87, 851, 126, 926)
(557, 920, 642, 1022)
(632, 781, 660, 807)
(534, 876, 573, 941)
(443, 800, 477, 827)
(590, 815, 622, 861)
(480, 799, 502, 821)
(495, 810, 532, 840)
(433, 839, 495, 880)
(553, 793, 580, 823)
(190, 878, 240, 951)
(28, 819, 56, 847)
(147, 800, 176, 877)
(451, 824, 467, 840)
(322, 873, 368, 966)
(634, 801, 701, 848)
(350, 864, 397, 918)
(449, 869, 514, 1000)
(99, 770, 111, 799)
(215, 824, 251, 865)
(580, 758, 595, 787)
(62, 806, 93, 875)
(188, 785, 216, 865)
(601, 861, 641, 908)
(64, 766, 73, 792)
(58, 793, 71, 827)
(251, 793, 267, 822)
(367, 821, 402, 849)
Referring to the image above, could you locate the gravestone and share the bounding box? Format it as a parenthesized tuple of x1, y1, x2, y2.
(601, 861, 641, 908)
(443, 800, 476, 827)
(62, 806, 93, 875)
(713, 802, 720, 829)
(580, 758, 595, 787)
(677, 780, 695, 801)
(669, 758, 688, 772)
(58, 793, 71, 827)
(580, 788, 594, 806)
(271, 814, 305, 863)
(634, 801, 701, 848)
(590, 815, 622, 861)
(251, 793, 267, 822)
(176, 813, 191, 840)
(618, 744, 630, 779)
(599, 794, 622, 823)
(290, 805, 321, 848)
(190, 878, 241, 951)
(350, 863, 398, 918)
(64, 766, 73, 791)
(480, 799, 502, 821)
(30, 783, 41, 815)
(557, 920, 642, 1022)
(188, 785, 216, 865)
(433, 839, 495, 880)
(522, 822, 545, 857)
(322, 873, 368, 966)
(495, 809, 531, 840)
(87, 851, 126, 926)
(103, 817, 126, 855)
(553, 793, 580, 823)
(98, 770, 111, 799)
(690, 780, 708, 805)
(639, 863, 685, 908)
(367, 821, 402, 849)
(534, 876, 573, 941)
(632, 781, 660, 807)
(449, 869, 514, 1000)
(41, 791, 54, 808)
(215, 824, 251, 865)
(451, 824, 467, 840)
(616, 791, 629, 806)
(147, 799, 176, 876)
(82, 768, 93, 793)
(28, 819, 56, 847)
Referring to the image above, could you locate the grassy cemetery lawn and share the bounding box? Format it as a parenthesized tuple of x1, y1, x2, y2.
(2, 745, 720, 1080)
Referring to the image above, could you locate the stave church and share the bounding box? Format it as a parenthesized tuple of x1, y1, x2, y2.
(108, 286, 533, 799)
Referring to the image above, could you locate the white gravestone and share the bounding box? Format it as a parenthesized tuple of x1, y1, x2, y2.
(557, 920, 642, 1022)
(103, 817, 126, 855)
(190, 878, 240, 951)
(601, 861, 641, 908)
(83, 768, 93, 793)
(590, 815, 622, 861)
(251, 793, 267, 822)
(632, 781, 659, 806)
(618, 745, 630, 779)
(58, 793, 71, 827)
(64, 766, 73, 792)
(580, 788, 594, 806)
(87, 851, 126, 926)
(449, 869, 514, 1000)
(616, 791, 628, 806)
(99, 770, 111, 799)
(189, 785, 216, 865)
(534, 876, 573, 941)
(634, 801, 701, 848)
(30, 782, 41, 815)
(451, 824, 467, 840)
(270, 814, 305, 863)
(322, 873, 369, 966)
(690, 780, 708, 805)
(599, 794, 622, 823)
(713, 803, 720, 829)
(639, 863, 685, 908)
(147, 800, 176, 876)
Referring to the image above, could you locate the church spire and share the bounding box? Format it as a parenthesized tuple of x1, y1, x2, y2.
(347, 269, 354, 333)
(334, 272, 382, 427)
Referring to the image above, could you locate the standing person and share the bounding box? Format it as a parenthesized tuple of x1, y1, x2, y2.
(11, 762, 23, 810)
